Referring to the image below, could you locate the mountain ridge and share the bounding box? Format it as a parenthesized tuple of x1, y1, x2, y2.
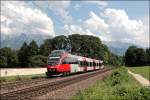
(1, 34, 143, 56)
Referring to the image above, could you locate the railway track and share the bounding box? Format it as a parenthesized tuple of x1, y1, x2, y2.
(0, 68, 112, 100)
(0, 78, 47, 90)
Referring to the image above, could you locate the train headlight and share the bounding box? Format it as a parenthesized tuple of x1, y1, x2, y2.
(53, 68, 55, 71)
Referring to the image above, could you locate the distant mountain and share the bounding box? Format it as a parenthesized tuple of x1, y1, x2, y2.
(1, 33, 52, 49)
(1, 34, 143, 56)
(103, 41, 139, 56)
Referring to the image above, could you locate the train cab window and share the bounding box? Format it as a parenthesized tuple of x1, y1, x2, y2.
(62, 61, 67, 64)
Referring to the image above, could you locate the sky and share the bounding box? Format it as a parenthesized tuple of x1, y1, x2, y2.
(1, 1, 149, 47)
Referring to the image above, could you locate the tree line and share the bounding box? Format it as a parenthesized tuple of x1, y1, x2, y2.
(0, 34, 123, 68)
(124, 46, 150, 66)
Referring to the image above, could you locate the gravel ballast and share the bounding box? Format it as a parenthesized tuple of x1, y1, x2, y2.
(35, 70, 112, 100)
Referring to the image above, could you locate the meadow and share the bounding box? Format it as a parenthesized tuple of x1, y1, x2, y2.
(0, 73, 45, 83)
(72, 67, 150, 100)
(128, 66, 150, 80)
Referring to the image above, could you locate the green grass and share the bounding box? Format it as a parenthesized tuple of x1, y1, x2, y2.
(72, 67, 150, 100)
(0, 73, 46, 83)
(128, 66, 150, 80)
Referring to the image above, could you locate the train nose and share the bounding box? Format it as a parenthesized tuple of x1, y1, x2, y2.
(47, 65, 58, 71)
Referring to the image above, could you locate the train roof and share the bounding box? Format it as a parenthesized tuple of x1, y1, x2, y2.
(67, 52, 102, 62)
(51, 50, 103, 63)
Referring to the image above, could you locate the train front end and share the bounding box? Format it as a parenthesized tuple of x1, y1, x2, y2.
(46, 50, 66, 77)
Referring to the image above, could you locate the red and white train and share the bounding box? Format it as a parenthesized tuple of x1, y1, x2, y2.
(46, 50, 104, 77)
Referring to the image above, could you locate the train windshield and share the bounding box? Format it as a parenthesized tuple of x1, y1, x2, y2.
(47, 50, 65, 66)
(47, 58, 60, 66)
(50, 50, 64, 57)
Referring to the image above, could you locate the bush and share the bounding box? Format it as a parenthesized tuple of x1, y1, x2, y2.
(106, 67, 129, 86)
(125, 87, 150, 100)
(113, 85, 127, 97)
(29, 55, 47, 67)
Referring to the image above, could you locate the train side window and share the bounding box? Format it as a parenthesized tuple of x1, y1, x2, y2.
(90, 62, 93, 66)
(80, 61, 82, 66)
(99, 63, 101, 66)
(88, 62, 90, 67)
(69, 61, 78, 64)
(86, 62, 89, 66)
(86, 62, 88, 66)
(82, 62, 84, 66)
(87, 62, 90, 66)
(84, 61, 86, 66)
(78, 61, 80, 65)
(100, 63, 102, 66)
(93, 62, 96, 66)
(74, 61, 78, 64)
(80, 61, 84, 67)
(82, 61, 84, 66)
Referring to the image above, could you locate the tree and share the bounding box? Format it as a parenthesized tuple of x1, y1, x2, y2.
(0, 47, 18, 67)
(146, 48, 150, 65)
(125, 46, 137, 66)
(108, 52, 123, 66)
(28, 40, 38, 56)
(135, 48, 147, 65)
(68, 34, 108, 60)
(39, 39, 52, 56)
(29, 55, 47, 67)
(18, 42, 30, 67)
(51, 35, 69, 50)
(125, 46, 147, 66)
(0, 56, 7, 67)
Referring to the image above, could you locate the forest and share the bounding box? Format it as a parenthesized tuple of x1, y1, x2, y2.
(0, 34, 149, 68)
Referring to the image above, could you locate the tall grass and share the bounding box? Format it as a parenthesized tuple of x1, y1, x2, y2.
(128, 66, 150, 80)
(72, 67, 150, 100)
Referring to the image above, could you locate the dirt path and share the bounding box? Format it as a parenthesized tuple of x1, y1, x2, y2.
(128, 70, 150, 87)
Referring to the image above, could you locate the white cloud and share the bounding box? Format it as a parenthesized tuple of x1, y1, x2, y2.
(33, 1, 72, 24)
(85, 1, 108, 7)
(103, 8, 149, 47)
(1, 1, 55, 37)
(63, 9, 149, 47)
(64, 24, 95, 36)
(74, 4, 81, 10)
(84, 11, 109, 34)
(48, 1, 72, 24)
